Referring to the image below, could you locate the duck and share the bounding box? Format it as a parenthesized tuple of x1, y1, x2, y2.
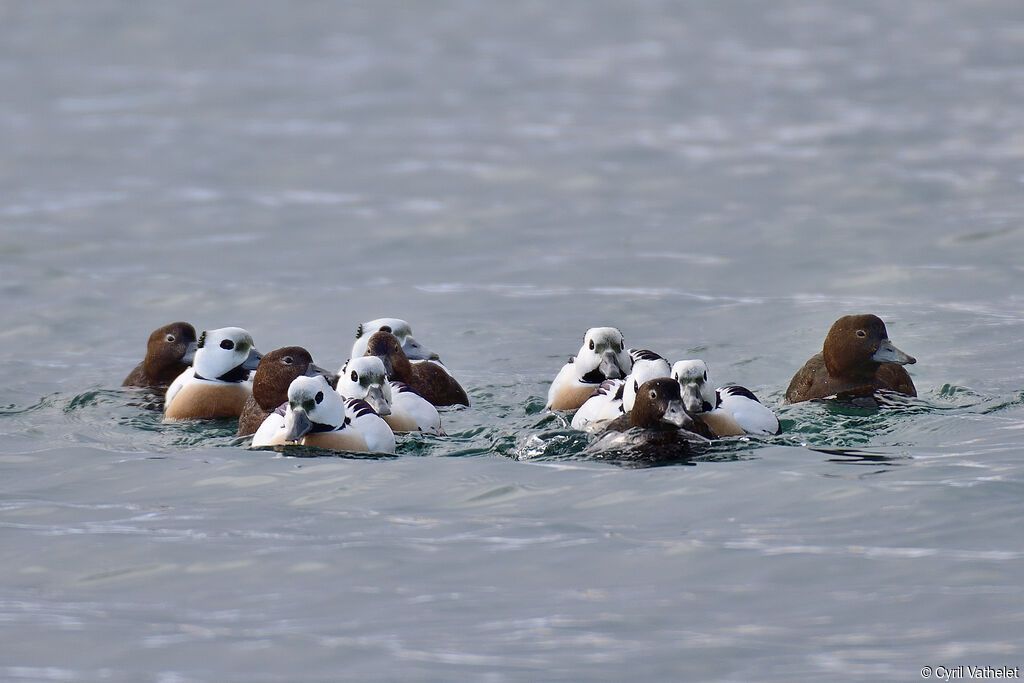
(672, 359, 780, 436)
(545, 327, 633, 411)
(785, 314, 917, 403)
(163, 327, 262, 420)
(122, 322, 198, 388)
(341, 394, 398, 453)
(389, 382, 446, 435)
(363, 330, 469, 407)
(237, 346, 337, 437)
(588, 377, 714, 460)
(337, 356, 443, 435)
(250, 375, 395, 453)
(571, 348, 671, 431)
(350, 318, 440, 362)
(570, 378, 627, 430)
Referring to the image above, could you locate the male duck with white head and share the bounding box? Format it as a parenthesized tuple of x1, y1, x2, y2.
(337, 356, 443, 435)
(672, 359, 780, 436)
(546, 327, 633, 411)
(164, 327, 262, 420)
(251, 375, 396, 453)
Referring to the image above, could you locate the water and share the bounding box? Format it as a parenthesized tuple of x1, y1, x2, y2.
(2, 1, 1023, 680)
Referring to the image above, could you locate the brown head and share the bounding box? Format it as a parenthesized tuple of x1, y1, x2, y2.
(822, 314, 916, 379)
(629, 378, 693, 429)
(252, 346, 336, 409)
(364, 330, 412, 381)
(142, 322, 198, 385)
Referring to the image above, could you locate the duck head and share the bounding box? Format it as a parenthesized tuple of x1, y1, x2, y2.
(629, 377, 695, 429)
(671, 359, 718, 414)
(283, 375, 346, 442)
(574, 327, 632, 383)
(143, 321, 198, 383)
(337, 356, 393, 416)
(193, 327, 262, 382)
(252, 346, 336, 409)
(823, 314, 916, 379)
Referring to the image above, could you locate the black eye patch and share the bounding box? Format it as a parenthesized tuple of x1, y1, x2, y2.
(220, 339, 235, 350)
(351, 371, 358, 382)
(315, 391, 324, 404)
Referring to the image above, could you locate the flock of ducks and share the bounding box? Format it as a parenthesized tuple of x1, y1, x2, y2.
(123, 314, 918, 458)
(543, 314, 916, 457)
(123, 318, 467, 455)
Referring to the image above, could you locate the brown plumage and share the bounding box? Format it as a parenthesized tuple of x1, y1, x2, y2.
(258, 427, 369, 452)
(605, 378, 715, 439)
(237, 346, 336, 436)
(364, 331, 469, 407)
(122, 322, 197, 388)
(589, 378, 714, 463)
(785, 314, 917, 403)
(163, 382, 252, 420)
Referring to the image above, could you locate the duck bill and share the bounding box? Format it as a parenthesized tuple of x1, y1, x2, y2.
(402, 336, 439, 362)
(180, 341, 198, 366)
(660, 399, 691, 428)
(680, 383, 705, 414)
(306, 362, 339, 387)
(242, 347, 263, 371)
(283, 406, 312, 443)
(364, 385, 391, 416)
(872, 339, 916, 365)
(599, 351, 624, 379)
(372, 354, 394, 378)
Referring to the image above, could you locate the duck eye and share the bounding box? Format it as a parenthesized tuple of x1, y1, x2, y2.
(588, 340, 595, 350)
(165, 334, 176, 343)
(220, 339, 235, 350)
(350, 371, 358, 382)
(634, 380, 639, 392)
(649, 389, 658, 399)
(856, 329, 867, 338)
(314, 391, 324, 404)
(703, 371, 707, 381)
(282, 356, 293, 365)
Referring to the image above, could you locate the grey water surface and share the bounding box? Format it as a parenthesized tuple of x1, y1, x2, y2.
(2, 1, 1023, 681)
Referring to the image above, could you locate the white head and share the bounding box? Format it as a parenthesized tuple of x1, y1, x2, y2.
(351, 318, 439, 361)
(573, 327, 632, 382)
(671, 359, 717, 414)
(283, 375, 347, 442)
(337, 356, 393, 416)
(622, 350, 672, 412)
(193, 327, 262, 382)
